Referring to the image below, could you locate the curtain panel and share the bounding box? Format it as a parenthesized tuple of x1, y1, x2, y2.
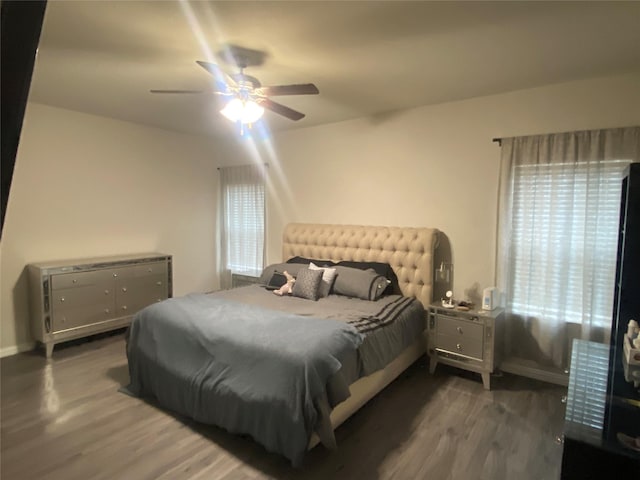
(217, 164, 266, 289)
(496, 126, 640, 371)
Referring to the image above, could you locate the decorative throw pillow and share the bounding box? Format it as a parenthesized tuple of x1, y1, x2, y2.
(336, 260, 399, 295)
(309, 262, 338, 298)
(267, 272, 288, 289)
(259, 262, 307, 285)
(292, 268, 323, 301)
(333, 266, 390, 301)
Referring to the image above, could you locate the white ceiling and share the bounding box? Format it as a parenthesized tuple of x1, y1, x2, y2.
(30, 1, 640, 138)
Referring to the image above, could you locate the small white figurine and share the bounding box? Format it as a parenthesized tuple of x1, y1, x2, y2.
(628, 319, 639, 340)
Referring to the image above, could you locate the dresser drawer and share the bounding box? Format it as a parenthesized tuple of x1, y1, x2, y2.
(115, 292, 165, 317)
(51, 269, 114, 290)
(52, 301, 116, 332)
(116, 274, 168, 314)
(436, 333, 484, 360)
(113, 262, 168, 279)
(437, 317, 484, 340)
(51, 282, 114, 308)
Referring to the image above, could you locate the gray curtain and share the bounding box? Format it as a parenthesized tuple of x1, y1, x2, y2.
(497, 126, 640, 371)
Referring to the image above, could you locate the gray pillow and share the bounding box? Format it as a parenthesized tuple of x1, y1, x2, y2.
(333, 266, 390, 301)
(259, 263, 307, 284)
(292, 268, 323, 301)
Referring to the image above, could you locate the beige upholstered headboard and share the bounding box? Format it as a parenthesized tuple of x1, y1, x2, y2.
(282, 223, 439, 309)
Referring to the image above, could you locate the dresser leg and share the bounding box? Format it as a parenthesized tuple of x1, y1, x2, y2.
(481, 372, 491, 390)
(429, 357, 438, 374)
(45, 343, 54, 359)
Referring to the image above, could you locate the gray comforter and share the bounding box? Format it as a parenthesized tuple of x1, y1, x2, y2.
(125, 294, 363, 466)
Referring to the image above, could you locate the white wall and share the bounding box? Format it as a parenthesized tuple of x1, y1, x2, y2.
(219, 72, 640, 304)
(0, 103, 219, 355)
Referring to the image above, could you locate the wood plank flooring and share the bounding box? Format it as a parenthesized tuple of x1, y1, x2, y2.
(1, 333, 567, 480)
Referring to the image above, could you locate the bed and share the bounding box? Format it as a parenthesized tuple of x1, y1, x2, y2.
(125, 223, 438, 465)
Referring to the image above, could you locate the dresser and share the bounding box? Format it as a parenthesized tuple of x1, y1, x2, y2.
(28, 253, 172, 358)
(428, 304, 504, 389)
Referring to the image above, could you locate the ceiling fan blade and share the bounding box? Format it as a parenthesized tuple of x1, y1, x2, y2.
(150, 89, 206, 94)
(196, 60, 237, 89)
(257, 98, 305, 121)
(255, 84, 319, 96)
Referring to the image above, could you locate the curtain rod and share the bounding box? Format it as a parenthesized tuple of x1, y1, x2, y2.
(492, 138, 502, 146)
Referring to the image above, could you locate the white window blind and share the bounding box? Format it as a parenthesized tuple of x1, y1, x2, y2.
(220, 165, 265, 276)
(509, 160, 628, 327)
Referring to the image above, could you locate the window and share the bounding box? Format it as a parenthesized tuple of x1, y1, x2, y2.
(509, 160, 627, 327)
(497, 127, 639, 370)
(219, 165, 265, 276)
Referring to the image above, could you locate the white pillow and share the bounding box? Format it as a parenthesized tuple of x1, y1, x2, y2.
(309, 262, 337, 298)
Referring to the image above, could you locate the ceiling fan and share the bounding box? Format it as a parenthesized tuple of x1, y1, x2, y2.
(150, 60, 319, 123)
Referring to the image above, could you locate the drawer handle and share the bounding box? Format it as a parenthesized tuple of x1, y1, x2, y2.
(122, 287, 127, 292)
(104, 308, 110, 314)
(148, 268, 153, 272)
(456, 343, 462, 350)
(104, 290, 110, 295)
(157, 298, 162, 302)
(456, 327, 463, 334)
(470, 316, 478, 322)
(60, 297, 65, 302)
(72, 279, 77, 284)
(113, 273, 118, 278)
(156, 281, 162, 286)
(122, 305, 128, 311)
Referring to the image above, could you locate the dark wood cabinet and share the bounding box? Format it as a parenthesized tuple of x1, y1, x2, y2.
(561, 163, 640, 477)
(606, 162, 640, 440)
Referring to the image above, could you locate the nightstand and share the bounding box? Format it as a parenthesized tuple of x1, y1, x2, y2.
(427, 304, 504, 390)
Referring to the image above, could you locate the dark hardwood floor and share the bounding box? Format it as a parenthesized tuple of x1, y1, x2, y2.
(1, 333, 566, 479)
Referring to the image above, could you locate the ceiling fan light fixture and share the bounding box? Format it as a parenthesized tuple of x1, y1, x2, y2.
(220, 98, 264, 124)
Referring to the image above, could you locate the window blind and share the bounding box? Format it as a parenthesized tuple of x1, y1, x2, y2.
(509, 160, 628, 327)
(220, 165, 265, 276)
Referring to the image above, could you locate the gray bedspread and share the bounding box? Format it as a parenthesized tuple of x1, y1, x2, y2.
(125, 294, 363, 466)
(216, 286, 426, 377)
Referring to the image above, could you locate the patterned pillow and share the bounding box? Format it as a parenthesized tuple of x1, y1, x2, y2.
(292, 268, 323, 301)
(309, 262, 338, 297)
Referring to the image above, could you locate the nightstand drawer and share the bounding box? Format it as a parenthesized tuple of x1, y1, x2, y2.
(437, 317, 484, 340)
(436, 333, 484, 360)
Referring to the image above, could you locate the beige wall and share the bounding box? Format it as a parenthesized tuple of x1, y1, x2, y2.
(0, 103, 219, 355)
(4, 73, 639, 356)
(220, 72, 640, 304)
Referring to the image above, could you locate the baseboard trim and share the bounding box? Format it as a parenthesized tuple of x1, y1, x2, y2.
(501, 358, 569, 387)
(0, 342, 36, 358)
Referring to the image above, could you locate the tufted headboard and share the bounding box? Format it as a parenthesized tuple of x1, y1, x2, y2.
(282, 223, 439, 309)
